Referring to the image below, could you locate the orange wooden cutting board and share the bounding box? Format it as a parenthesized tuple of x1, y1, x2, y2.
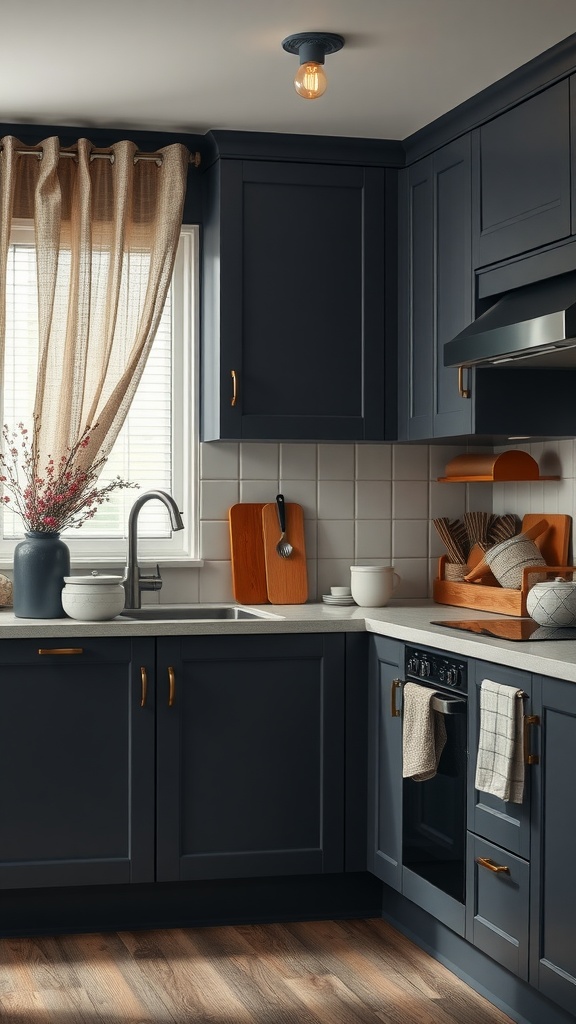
(261, 502, 308, 604)
(228, 503, 269, 604)
(522, 513, 571, 566)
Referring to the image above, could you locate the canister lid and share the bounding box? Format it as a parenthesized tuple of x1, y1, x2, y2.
(64, 572, 124, 585)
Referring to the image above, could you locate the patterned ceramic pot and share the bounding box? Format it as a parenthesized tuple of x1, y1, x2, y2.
(526, 577, 576, 627)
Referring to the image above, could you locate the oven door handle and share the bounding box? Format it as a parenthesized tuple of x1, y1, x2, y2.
(431, 693, 467, 715)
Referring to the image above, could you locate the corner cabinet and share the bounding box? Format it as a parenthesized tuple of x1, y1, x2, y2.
(529, 674, 576, 1020)
(201, 157, 396, 441)
(0, 637, 155, 889)
(398, 135, 475, 440)
(155, 633, 345, 881)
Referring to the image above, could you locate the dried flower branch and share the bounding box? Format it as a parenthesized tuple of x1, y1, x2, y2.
(0, 419, 138, 533)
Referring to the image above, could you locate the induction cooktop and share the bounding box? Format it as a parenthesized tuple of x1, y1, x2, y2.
(430, 619, 576, 641)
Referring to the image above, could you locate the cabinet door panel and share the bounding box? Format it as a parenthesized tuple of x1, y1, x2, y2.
(202, 159, 389, 441)
(0, 638, 155, 889)
(468, 660, 532, 859)
(156, 634, 345, 881)
(466, 833, 529, 980)
(530, 676, 576, 1017)
(398, 136, 473, 440)
(474, 81, 571, 267)
(367, 635, 403, 890)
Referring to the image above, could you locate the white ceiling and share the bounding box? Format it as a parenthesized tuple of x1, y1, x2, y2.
(3, 0, 576, 141)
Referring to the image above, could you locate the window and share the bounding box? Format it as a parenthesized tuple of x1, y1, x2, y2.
(0, 225, 199, 568)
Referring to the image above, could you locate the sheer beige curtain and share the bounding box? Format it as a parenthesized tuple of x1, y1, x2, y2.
(0, 134, 189, 468)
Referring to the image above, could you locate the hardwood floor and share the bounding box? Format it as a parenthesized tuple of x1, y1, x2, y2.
(0, 917, 515, 1024)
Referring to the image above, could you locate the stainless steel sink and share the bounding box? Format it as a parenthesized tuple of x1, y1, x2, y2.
(119, 605, 283, 621)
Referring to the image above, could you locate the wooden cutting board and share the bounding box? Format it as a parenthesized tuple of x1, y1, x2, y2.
(522, 513, 571, 566)
(228, 503, 269, 604)
(261, 502, 308, 604)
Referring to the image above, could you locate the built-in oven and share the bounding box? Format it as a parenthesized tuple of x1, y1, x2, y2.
(400, 645, 468, 935)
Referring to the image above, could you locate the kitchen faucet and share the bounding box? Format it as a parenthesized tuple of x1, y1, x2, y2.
(123, 490, 184, 610)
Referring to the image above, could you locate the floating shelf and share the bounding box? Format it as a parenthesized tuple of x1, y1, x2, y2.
(437, 450, 560, 483)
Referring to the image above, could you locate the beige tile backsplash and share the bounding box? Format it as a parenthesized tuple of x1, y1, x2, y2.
(160, 439, 576, 605)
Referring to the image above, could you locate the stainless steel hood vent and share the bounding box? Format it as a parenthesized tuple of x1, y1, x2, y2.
(444, 270, 576, 369)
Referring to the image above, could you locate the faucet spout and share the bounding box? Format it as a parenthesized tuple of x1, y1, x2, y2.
(124, 490, 184, 610)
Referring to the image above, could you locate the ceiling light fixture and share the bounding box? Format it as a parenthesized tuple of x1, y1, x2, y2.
(281, 32, 345, 100)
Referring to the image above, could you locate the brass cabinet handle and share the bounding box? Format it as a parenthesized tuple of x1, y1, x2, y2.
(230, 369, 237, 407)
(168, 666, 176, 707)
(140, 667, 148, 708)
(524, 714, 540, 765)
(458, 365, 471, 399)
(476, 856, 510, 874)
(391, 678, 403, 718)
(38, 647, 83, 655)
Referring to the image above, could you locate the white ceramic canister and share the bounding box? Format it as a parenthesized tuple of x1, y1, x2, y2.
(62, 571, 125, 621)
(526, 576, 576, 627)
(350, 565, 401, 607)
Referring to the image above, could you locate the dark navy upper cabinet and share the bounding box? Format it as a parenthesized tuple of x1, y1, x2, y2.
(201, 158, 395, 441)
(530, 675, 576, 1019)
(0, 638, 155, 890)
(473, 80, 571, 269)
(156, 633, 345, 882)
(398, 135, 474, 440)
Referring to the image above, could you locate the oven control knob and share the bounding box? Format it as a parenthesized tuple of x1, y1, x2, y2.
(419, 659, 431, 678)
(407, 656, 419, 674)
(446, 667, 459, 687)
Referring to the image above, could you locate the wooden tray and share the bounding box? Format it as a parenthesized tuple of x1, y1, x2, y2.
(433, 513, 572, 617)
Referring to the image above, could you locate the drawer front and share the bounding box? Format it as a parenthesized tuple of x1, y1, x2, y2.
(466, 833, 529, 981)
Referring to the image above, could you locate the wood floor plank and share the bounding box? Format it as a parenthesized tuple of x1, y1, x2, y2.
(0, 917, 516, 1024)
(118, 927, 254, 1023)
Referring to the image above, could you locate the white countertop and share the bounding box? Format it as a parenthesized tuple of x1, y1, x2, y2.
(1, 600, 576, 682)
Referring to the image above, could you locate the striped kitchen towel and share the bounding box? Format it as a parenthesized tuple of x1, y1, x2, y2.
(402, 682, 447, 781)
(475, 678, 525, 804)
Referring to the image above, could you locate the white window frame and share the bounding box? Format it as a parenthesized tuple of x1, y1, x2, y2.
(0, 225, 200, 570)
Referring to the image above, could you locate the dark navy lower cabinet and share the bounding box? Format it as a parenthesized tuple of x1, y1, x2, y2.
(466, 833, 529, 981)
(156, 633, 346, 882)
(530, 675, 576, 1019)
(468, 660, 532, 860)
(367, 634, 403, 890)
(0, 637, 156, 889)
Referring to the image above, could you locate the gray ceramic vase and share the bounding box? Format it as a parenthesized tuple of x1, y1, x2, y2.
(13, 531, 71, 618)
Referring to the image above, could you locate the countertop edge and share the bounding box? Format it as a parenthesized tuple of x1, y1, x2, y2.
(1, 601, 575, 682)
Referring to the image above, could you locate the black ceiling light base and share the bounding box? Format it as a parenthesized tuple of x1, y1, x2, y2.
(281, 32, 345, 66)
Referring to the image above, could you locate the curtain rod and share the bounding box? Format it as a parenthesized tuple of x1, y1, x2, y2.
(3, 147, 201, 167)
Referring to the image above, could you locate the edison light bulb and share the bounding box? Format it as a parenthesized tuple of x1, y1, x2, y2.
(294, 61, 327, 99)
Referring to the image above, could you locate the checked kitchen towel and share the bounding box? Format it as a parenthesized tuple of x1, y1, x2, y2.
(475, 678, 525, 804)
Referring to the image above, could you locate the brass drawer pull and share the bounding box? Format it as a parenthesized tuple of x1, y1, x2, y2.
(458, 365, 471, 399)
(391, 678, 403, 718)
(231, 369, 238, 407)
(168, 666, 176, 707)
(476, 856, 510, 874)
(38, 647, 83, 655)
(524, 714, 540, 765)
(140, 667, 148, 708)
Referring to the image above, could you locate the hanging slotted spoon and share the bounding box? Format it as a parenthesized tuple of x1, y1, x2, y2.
(275, 494, 293, 559)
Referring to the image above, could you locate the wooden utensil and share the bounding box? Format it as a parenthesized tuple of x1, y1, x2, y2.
(487, 513, 520, 546)
(228, 503, 269, 604)
(262, 501, 308, 604)
(432, 518, 468, 565)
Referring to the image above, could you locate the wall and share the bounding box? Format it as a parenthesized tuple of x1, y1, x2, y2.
(159, 442, 493, 605)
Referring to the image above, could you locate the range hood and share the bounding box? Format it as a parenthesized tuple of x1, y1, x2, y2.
(444, 270, 576, 369)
